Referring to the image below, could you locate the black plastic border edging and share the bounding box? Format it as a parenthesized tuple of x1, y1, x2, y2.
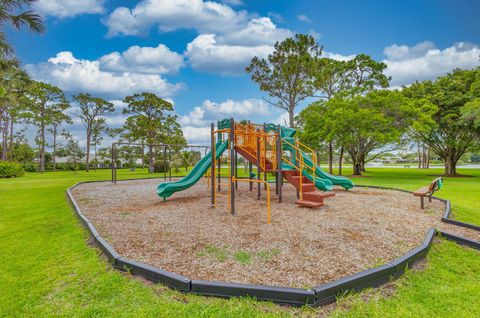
(441, 200, 480, 232)
(437, 231, 480, 250)
(67, 181, 480, 307)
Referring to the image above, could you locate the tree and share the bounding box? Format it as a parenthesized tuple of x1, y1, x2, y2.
(0, 0, 45, 59)
(73, 93, 114, 172)
(246, 34, 322, 127)
(27, 81, 68, 173)
(404, 68, 480, 176)
(122, 92, 186, 173)
(61, 132, 84, 174)
(90, 118, 106, 171)
(47, 113, 71, 171)
(180, 150, 198, 171)
(301, 90, 435, 175)
(312, 55, 390, 173)
(0, 61, 30, 160)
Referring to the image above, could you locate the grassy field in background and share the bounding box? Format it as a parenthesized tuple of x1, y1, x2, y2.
(0, 168, 479, 317)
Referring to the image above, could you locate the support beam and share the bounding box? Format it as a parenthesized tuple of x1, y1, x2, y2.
(211, 123, 215, 207)
(257, 130, 261, 199)
(230, 118, 235, 215)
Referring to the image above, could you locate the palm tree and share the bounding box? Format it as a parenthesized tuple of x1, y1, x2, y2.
(180, 151, 195, 171)
(0, 0, 45, 59)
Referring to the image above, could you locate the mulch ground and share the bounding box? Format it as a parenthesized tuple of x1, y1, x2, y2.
(71, 178, 480, 288)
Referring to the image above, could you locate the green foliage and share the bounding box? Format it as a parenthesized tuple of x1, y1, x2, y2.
(300, 90, 436, 175)
(246, 34, 322, 127)
(0, 0, 45, 59)
(0, 160, 24, 177)
(197, 245, 229, 262)
(73, 93, 114, 172)
(404, 68, 480, 175)
(153, 160, 170, 173)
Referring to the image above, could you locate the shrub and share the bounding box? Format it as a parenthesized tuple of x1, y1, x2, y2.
(154, 160, 170, 173)
(0, 161, 25, 178)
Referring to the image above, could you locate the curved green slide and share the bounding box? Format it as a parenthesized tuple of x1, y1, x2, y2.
(281, 138, 334, 191)
(300, 150, 354, 190)
(157, 141, 228, 199)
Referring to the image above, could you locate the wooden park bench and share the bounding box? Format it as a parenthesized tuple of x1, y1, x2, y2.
(413, 177, 443, 209)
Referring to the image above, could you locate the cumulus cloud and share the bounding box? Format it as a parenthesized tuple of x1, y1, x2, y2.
(297, 14, 312, 23)
(99, 44, 184, 74)
(185, 34, 273, 75)
(180, 98, 270, 143)
(219, 17, 292, 46)
(104, 0, 248, 37)
(34, 0, 105, 18)
(26, 51, 184, 99)
(383, 42, 480, 87)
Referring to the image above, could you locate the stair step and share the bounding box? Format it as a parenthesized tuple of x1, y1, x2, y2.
(295, 200, 324, 208)
(303, 191, 335, 201)
(301, 184, 316, 192)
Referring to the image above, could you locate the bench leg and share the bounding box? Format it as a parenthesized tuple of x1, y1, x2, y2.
(421, 196, 424, 209)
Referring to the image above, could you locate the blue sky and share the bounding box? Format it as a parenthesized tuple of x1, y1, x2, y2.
(8, 0, 480, 145)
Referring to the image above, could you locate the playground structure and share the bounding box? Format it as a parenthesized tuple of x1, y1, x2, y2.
(157, 118, 354, 219)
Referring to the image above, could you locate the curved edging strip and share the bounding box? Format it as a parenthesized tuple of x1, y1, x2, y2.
(66, 181, 480, 307)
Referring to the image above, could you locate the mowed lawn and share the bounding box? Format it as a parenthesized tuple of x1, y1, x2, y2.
(0, 168, 479, 317)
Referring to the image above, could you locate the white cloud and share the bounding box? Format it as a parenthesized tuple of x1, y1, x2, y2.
(99, 44, 184, 74)
(181, 98, 270, 126)
(383, 42, 480, 87)
(185, 34, 274, 75)
(104, 0, 248, 37)
(297, 14, 312, 23)
(180, 98, 270, 143)
(34, 0, 105, 18)
(27, 51, 184, 99)
(219, 17, 292, 46)
(323, 51, 356, 61)
(221, 0, 244, 6)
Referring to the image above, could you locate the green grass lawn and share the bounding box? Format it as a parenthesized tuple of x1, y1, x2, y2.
(0, 168, 479, 317)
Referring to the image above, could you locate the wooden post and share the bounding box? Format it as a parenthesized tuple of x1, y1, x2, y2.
(230, 118, 235, 215)
(163, 145, 167, 181)
(111, 143, 116, 184)
(235, 149, 238, 190)
(257, 129, 261, 199)
(211, 123, 215, 207)
(249, 161, 253, 191)
(276, 126, 282, 203)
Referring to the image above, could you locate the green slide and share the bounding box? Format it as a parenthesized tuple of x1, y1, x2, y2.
(281, 138, 334, 191)
(300, 150, 354, 190)
(157, 141, 228, 199)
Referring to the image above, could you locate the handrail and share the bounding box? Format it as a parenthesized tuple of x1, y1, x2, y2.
(233, 177, 271, 224)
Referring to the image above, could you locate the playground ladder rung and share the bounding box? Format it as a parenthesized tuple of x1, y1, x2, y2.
(215, 193, 229, 197)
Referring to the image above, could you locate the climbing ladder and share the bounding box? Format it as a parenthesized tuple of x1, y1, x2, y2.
(211, 128, 232, 212)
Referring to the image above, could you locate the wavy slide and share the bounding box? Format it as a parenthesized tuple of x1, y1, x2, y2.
(300, 150, 355, 190)
(157, 141, 228, 199)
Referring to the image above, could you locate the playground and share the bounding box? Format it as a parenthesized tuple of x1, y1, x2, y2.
(68, 118, 480, 295)
(71, 178, 479, 288)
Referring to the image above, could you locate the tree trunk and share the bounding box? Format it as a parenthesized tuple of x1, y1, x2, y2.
(288, 107, 295, 128)
(352, 162, 362, 175)
(338, 146, 344, 176)
(8, 118, 13, 159)
(417, 142, 421, 169)
(94, 144, 97, 171)
(52, 127, 56, 172)
(444, 153, 458, 176)
(1, 114, 8, 160)
(426, 147, 430, 169)
(40, 123, 45, 173)
(148, 145, 154, 173)
(328, 142, 333, 174)
(85, 130, 91, 172)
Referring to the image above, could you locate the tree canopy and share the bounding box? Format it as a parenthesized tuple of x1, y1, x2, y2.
(246, 34, 323, 127)
(403, 68, 480, 175)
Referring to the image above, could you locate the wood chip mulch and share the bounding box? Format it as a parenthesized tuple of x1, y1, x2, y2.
(71, 178, 480, 289)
